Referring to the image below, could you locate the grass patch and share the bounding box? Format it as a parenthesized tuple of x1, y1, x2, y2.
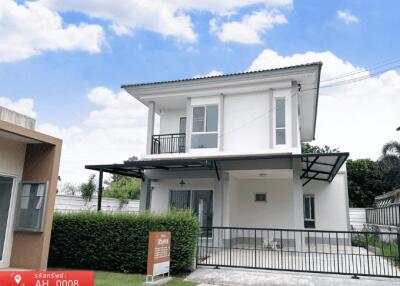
(94, 271, 197, 286)
(352, 233, 399, 265)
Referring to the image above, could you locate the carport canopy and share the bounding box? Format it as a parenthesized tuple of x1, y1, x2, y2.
(86, 152, 349, 210)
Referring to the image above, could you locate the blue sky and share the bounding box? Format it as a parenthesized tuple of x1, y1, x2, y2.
(1, 0, 399, 182)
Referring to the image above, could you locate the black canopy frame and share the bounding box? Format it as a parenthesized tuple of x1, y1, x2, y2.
(85, 152, 349, 210)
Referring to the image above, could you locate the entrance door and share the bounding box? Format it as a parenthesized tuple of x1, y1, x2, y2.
(169, 189, 213, 234)
(0, 175, 15, 268)
(192, 190, 213, 236)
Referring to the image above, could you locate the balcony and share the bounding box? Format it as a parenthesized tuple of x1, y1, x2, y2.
(151, 133, 186, 154)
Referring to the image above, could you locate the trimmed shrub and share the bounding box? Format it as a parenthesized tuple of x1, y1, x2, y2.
(48, 210, 199, 273)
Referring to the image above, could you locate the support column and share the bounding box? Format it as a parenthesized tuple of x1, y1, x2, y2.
(146, 101, 155, 155)
(139, 177, 151, 212)
(185, 98, 191, 153)
(97, 170, 103, 212)
(292, 158, 304, 250)
(291, 81, 299, 148)
(292, 158, 304, 227)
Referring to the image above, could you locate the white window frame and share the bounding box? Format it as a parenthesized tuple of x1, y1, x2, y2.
(273, 94, 291, 148)
(0, 173, 17, 268)
(191, 104, 219, 149)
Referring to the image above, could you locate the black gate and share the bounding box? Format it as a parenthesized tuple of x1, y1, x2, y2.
(196, 227, 400, 278)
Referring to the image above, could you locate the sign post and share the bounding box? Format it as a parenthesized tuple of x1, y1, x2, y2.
(146, 231, 171, 284)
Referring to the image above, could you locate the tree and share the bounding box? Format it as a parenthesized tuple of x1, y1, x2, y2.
(103, 155, 141, 205)
(80, 174, 96, 202)
(378, 141, 400, 189)
(103, 176, 141, 205)
(301, 143, 339, 154)
(346, 159, 389, 207)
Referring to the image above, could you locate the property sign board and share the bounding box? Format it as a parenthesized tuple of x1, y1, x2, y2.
(147, 232, 171, 277)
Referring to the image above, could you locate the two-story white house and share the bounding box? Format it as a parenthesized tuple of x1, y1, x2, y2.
(86, 62, 350, 233)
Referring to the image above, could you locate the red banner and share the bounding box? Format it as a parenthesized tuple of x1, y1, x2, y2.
(0, 271, 94, 286)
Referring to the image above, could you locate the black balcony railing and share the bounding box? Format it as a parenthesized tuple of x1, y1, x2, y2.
(196, 226, 400, 278)
(151, 133, 186, 154)
(366, 204, 400, 227)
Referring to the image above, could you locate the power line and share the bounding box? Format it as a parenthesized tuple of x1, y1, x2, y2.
(301, 62, 400, 92)
(215, 58, 400, 138)
(321, 56, 400, 83)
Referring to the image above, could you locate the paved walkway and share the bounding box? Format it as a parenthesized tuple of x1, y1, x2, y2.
(187, 267, 400, 286)
(197, 246, 399, 277)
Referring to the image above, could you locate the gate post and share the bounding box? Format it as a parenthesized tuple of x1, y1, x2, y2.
(397, 228, 400, 265)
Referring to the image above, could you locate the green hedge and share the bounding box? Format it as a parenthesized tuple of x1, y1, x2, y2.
(48, 210, 199, 273)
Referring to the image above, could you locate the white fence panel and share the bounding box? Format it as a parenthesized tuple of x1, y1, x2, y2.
(349, 208, 366, 230)
(55, 195, 139, 213)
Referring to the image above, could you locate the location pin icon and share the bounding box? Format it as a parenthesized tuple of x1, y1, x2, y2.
(14, 275, 22, 285)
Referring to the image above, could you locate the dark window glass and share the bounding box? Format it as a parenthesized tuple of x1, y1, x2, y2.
(15, 182, 48, 232)
(304, 195, 315, 229)
(275, 97, 285, 128)
(275, 97, 286, 145)
(192, 107, 205, 132)
(255, 193, 267, 202)
(179, 117, 187, 133)
(169, 191, 190, 209)
(206, 105, 218, 132)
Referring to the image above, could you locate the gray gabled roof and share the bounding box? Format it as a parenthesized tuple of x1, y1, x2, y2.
(121, 62, 322, 88)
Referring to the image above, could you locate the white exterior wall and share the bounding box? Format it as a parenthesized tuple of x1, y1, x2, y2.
(55, 195, 139, 213)
(228, 178, 295, 228)
(152, 83, 302, 157)
(148, 166, 349, 231)
(0, 137, 26, 179)
(223, 92, 271, 152)
(159, 109, 186, 134)
(349, 208, 366, 230)
(303, 168, 350, 231)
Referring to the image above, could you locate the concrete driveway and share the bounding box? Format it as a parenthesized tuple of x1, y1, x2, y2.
(187, 267, 400, 286)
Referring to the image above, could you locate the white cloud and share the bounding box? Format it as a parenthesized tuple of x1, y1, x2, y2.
(210, 10, 287, 44)
(0, 97, 36, 118)
(0, 0, 105, 62)
(337, 10, 359, 24)
(39, 0, 292, 43)
(38, 87, 148, 183)
(193, 70, 224, 78)
(249, 49, 400, 160)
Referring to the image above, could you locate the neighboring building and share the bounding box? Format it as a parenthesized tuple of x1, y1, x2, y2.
(373, 187, 400, 207)
(0, 107, 62, 269)
(86, 63, 350, 232)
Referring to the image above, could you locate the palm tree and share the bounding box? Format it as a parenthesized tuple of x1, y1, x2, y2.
(379, 141, 400, 189)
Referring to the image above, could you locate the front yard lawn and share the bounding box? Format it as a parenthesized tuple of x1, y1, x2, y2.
(94, 271, 197, 286)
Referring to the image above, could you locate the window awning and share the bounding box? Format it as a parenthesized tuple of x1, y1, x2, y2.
(85, 152, 348, 186)
(300, 153, 349, 186)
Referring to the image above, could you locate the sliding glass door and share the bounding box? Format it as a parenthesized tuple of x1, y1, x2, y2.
(0, 175, 15, 267)
(169, 190, 213, 231)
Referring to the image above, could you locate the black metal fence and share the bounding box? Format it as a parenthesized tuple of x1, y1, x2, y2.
(196, 227, 400, 278)
(366, 204, 400, 227)
(151, 133, 186, 154)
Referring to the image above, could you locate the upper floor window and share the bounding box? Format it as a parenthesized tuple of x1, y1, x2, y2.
(191, 105, 218, 148)
(179, 117, 186, 134)
(275, 97, 286, 145)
